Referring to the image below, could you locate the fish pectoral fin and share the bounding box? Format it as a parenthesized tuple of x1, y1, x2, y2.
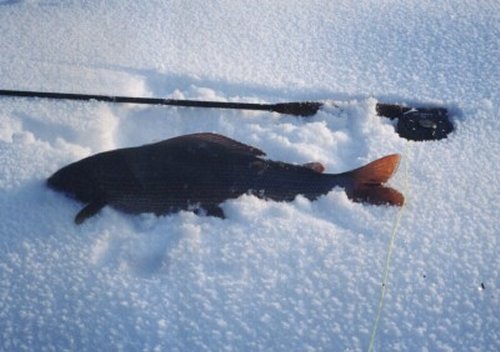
(202, 204, 226, 218)
(74, 200, 107, 225)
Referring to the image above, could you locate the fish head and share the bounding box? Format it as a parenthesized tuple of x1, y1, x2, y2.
(47, 161, 99, 203)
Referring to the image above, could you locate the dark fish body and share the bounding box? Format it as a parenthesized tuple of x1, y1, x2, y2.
(47, 133, 403, 224)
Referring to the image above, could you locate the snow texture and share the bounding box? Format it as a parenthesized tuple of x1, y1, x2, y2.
(0, 1, 498, 351)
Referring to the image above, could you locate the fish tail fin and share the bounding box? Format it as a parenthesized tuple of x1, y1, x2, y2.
(345, 154, 405, 206)
(349, 185, 405, 206)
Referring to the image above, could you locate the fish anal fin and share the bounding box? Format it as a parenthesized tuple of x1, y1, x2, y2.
(75, 200, 106, 225)
(350, 154, 401, 185)
(348, 185, 405, 206)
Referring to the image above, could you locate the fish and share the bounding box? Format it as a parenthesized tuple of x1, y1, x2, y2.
(47, 132, 404, 224)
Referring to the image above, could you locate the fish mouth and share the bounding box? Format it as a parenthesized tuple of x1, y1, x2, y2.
(46, 174, 59, 191)
(46, 174, 78, 200)
(46, 172, 63, 191)
(47, 184, 74, 199)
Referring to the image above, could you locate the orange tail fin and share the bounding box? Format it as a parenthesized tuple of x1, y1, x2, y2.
(345, 154, 405, 206)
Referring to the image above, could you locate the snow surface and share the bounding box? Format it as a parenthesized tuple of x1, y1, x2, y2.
(0, 1, 498, 351)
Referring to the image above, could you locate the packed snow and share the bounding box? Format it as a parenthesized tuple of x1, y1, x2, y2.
(0, 1, 498, 351)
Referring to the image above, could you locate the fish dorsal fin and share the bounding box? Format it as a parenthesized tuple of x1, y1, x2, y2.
(163, 133, 266, 157)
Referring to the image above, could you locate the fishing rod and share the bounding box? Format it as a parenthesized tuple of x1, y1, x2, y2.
(0, 89, 453, 141)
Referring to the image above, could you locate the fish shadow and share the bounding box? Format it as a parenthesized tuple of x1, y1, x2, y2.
(77, 63, 363, 148)
(87, 212, 198, 277)
(12, 111, 79, 146)
(88, 64, 346, 102)
(0, 180, 85, 247)
(0, 0, 21, 5)
(0, 0, 61, 5)
(0, 177, 184, 278)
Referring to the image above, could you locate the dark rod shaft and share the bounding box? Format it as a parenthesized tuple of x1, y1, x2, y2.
(0, 89, 322, 116)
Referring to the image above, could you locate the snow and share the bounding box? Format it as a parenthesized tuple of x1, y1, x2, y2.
(0, 0, 498, 351)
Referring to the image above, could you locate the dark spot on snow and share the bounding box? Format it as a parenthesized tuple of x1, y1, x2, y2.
(480, 283, 485, 290)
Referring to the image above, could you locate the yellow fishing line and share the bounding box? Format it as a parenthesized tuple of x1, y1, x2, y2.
(368, 141, 410, 352)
